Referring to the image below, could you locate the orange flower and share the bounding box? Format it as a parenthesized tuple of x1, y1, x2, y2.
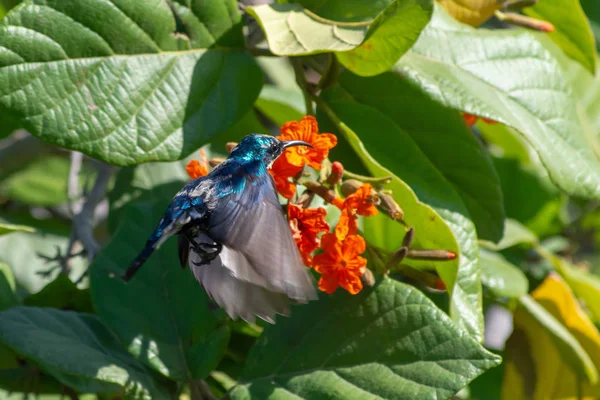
(269, 159, 302, 199)
(186, 150, 209, 179)
(334, 183, 379, 241)
(335, 208, 358, 241)
(313, 233, 366, 295)
(345, 183, 379, 216)
(279, 116, 337, 170)
(288, 204, 330, 266)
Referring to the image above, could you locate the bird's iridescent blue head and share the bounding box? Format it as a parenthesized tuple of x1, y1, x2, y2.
(230, 134, 312, 167)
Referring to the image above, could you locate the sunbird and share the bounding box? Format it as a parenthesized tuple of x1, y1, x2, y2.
(122, 134, 318, 323)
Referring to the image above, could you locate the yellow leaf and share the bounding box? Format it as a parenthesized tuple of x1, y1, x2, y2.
(437, 0, 500, 26)
(503, 274, 600, 399)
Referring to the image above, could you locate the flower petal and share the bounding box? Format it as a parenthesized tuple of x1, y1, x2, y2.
(318, 273, 339, 294)
(342, 234, 367, 257)
(339, 271, 363, 295)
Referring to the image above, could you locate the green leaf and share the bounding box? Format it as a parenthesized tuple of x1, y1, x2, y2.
(0, 0, 262, 166)
(23, 273, 93, 313)
(0, 223, 34, 236)
(480, 219, 538, 251)
(0, 156, 69, 206)
(255, 85, 305, 126)
(168, 0, 244, 48)
(0, 366, 64, 396)
(248, 0, 433, 76)
(334, 71, 504, 242)
(492, 157, 564, 237)
(230, 278, 501, 399)
(90, 162, 230, 382)
(396, 5, 600, 200)
(524, 0, 596, 73)
(480, 249, 529, 299)
(318, 93, 485, 341)
(0, 264, 18, 312)
(0, 307, 159, 398)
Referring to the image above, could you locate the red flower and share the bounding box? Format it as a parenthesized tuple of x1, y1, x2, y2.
(288, 204, 330, 267)
(186, 150, 209, 179)
(313, 233, 367, 295)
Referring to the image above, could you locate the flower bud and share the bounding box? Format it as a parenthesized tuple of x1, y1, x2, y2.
(226, 142, 238, 153)
(495, 11, 554, 32)
(303, 180, 337, 204)
(402, 227, 414, 248)
(340, 179, 362, 197)
(360, 268, 375, 288)
(386, 246, 408, 267)
(378, 192, 404, 221)
(208, 157, 226, 167)
(406, 249, 457, 261)
(326, 161, 344, 185)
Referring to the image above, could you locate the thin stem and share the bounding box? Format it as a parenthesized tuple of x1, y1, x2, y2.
(343, 169, 392, 184)
(292, 59, 314, 116)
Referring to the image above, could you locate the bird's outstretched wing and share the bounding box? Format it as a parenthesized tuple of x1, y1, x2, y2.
(185, 174, 317, 322)
(208, 175, 317, 301)
(187, 235, 291, 323)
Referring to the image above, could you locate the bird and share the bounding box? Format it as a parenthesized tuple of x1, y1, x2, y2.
(121, 134, 318, 323)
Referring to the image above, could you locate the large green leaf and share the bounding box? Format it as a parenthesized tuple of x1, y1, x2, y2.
(255, 85, 305, 126)
(480, 249, 528, 299)
(480, 219, 538, 251)
(0, 0, 261, 166)
(396, 5, 600, 200)
(334, 71, 504, 242)
(0, 367, 64, 397)
(0, 156, 70, 207)
(230, 278, 500, 399)
(524, 0, 596, 73)
(492, 157, 564, 237)
(318, 94, 484, 341)
(248, 0, 432, 76)
(90, 162, 230, 382)
(0, 307, 159, 398)
(23, 273, 93, 313)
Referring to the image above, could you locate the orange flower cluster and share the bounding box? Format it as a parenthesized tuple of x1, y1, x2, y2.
(463, 112, 498, 127)
(310, 183, 378, 294)
(186, 150, 209, 179)
(269, 116, 337, 199)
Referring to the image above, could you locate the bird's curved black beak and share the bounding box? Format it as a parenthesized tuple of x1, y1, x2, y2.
(282, 140, 313, 149)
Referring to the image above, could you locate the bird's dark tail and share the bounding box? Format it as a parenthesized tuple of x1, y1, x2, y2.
(122, 243, 156, 282)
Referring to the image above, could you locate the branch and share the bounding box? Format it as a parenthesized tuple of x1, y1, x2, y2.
(73, 162, 116, 264)
(292, 59, 314, 116)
